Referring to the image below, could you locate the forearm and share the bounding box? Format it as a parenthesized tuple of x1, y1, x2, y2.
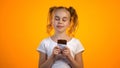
(40, 55, 55, 68)
(67, 56, 83, 68)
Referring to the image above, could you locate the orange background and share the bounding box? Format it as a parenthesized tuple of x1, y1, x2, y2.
(0, 0, 120, 68)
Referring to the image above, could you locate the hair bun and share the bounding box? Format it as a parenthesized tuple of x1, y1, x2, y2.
(68, 7, 76, 17)
(49, 6, 56, 13)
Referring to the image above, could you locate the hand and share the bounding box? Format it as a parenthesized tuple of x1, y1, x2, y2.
(52, 46, 65, 60)
(52, 46, 61, 56)
(62, 46, 72, 58)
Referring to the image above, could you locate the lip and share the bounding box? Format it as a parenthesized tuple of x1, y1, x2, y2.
(56, 25, 64, 28)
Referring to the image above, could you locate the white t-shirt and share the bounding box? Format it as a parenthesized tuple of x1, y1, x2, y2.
(37, 37, 84, 68)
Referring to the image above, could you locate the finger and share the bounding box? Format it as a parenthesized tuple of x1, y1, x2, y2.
(63, 49, 68, 52)
(54, 50, 60, 54)
(63, 50, 69, 54)
(54, 46, 60, 49)
(54, 49, 61, 53)
(54, 48, 61, 51)
(54, 51, 58, 55)
(63, 51, 68, 53)
(55, 49, 61, 53)
(63, 46, 69, 50)
(62, 52, 67, 56)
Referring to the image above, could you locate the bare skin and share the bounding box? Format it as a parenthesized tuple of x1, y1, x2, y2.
(38, 37, 84, 68)
(38, 46, 61, 68)
(38, 9, 84, 68)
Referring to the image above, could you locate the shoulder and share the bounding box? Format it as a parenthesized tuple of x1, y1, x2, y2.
(71, 37, 82, 44)
(70, 37, 85, 53)
(37, 37, 52, 48)
(68, 37, 83, 48)
(37, 37, 51, 53)
(40, 37, 51, 44)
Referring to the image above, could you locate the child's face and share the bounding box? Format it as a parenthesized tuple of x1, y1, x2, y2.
(52, 9, 71, 33)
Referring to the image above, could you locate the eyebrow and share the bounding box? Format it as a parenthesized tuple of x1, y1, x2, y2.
(63, 17, 67, 19)
(55, 16, 59, 18)
(55, 16, 68, 18)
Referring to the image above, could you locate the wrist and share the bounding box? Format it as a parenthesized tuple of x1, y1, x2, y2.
(51, 54, 55, 59)
(67, 55, 74, 61)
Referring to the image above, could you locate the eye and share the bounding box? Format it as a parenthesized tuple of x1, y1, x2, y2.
(62, 17, 67, 22)
(55, 16, 60, 21)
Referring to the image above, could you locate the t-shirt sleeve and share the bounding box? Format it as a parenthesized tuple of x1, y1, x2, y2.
(75, 39, 85, 54)
(37, 40, 47, 54)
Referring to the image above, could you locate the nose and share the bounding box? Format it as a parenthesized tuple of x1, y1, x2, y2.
(58, 19, 62, 24)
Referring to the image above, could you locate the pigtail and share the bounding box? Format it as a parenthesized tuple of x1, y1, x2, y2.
(68, 7, 78, 36)
(47, 6, 56, 35)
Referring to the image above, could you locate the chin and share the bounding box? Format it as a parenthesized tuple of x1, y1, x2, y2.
(56, 29, 65, 33)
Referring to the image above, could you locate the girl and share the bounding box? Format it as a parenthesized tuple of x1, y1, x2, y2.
(37, 6, 85, 68)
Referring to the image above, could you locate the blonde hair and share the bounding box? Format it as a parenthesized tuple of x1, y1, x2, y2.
(47, 6, 78, 36)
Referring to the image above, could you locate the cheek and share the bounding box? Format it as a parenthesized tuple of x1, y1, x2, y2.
(52, 21, 57, 25)
(51, 21, 57, 28)
(65, 21, 70, 27)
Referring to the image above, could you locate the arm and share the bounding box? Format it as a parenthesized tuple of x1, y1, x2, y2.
(38, 46, 61, 68)
(62, 47, 84, 68)
(68, 52, 84, 68)
(38, 52, 55, 68)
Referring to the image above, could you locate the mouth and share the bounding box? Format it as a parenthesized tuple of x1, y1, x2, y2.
(56, 25, 64, 29)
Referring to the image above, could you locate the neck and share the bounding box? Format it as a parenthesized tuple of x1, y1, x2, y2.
(50, 31, 72, 42)
(53, 31, 68, 39)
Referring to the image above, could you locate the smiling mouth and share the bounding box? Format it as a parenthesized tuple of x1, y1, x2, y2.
(56, 26, 64, 29)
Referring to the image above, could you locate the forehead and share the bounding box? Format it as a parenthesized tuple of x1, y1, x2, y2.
(53, 9, 70, 17)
